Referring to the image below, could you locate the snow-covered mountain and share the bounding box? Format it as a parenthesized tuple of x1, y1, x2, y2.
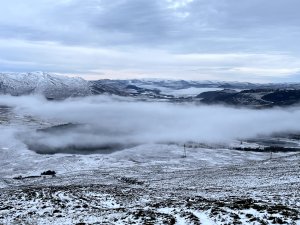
(0, 72, 91, 99)
(2, 72, 300, 106)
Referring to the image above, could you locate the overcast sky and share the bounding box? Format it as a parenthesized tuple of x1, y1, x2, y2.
(1, 0, 300, 82)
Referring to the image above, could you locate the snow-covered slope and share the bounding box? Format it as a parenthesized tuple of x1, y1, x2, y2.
(0, 72, 91, 99)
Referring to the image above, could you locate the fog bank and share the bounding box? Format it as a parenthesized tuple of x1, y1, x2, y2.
(0, 95, 300, 153)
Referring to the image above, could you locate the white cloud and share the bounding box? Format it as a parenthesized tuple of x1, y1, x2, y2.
(166, 0, 194, 9)
(1, 95, 300, 153)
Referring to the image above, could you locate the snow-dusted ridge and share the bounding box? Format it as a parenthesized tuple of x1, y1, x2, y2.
(0, 72, 91, 99)
(2, 72, 300, 106)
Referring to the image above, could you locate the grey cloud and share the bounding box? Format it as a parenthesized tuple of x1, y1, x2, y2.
(0, 0, 180, 46)
(219, 0, 300, 28)
(1, 0, 300, 49)
(1, 0, 300, 80)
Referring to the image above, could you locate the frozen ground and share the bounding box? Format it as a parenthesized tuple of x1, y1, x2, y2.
(0, 149, 299, 224)
(0, 106, 299, 224)
(1, 135, 299, 224)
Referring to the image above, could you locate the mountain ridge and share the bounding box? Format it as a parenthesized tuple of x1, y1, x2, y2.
(0, 72, 91, 99)
(2, 72, 300, 107)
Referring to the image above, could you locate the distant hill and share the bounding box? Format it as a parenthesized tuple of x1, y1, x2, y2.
(1, 72, 300, 107)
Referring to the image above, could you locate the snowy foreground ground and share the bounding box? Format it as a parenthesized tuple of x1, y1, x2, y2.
(0, 107, 300, 224)
(0, 143, 299, 224)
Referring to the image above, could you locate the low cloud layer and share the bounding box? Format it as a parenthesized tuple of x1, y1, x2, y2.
(1, 95, 300, 154)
